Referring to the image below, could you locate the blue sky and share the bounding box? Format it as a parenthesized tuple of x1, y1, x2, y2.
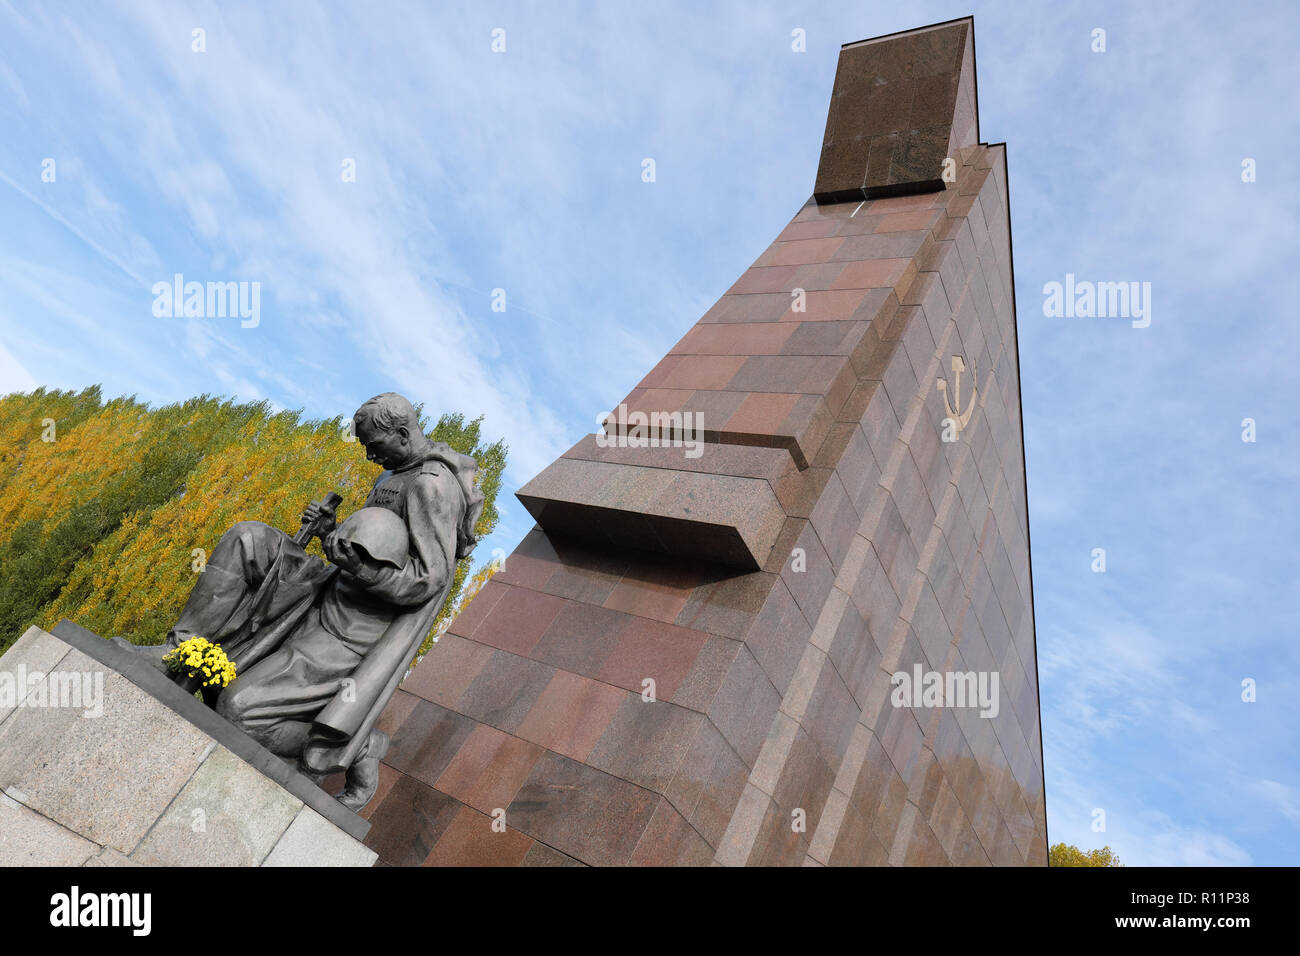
(1, 0, 1296, 865)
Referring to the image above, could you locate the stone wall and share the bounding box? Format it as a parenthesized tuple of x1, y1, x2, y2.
(0, 624, 375, 867)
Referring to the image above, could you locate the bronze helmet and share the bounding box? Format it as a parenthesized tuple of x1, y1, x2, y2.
(335, 507, 409, 568)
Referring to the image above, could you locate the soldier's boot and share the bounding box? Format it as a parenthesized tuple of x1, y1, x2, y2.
(337, 729, 390, 812)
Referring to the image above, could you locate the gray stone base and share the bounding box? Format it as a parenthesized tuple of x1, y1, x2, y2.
(0, 624, 376, 867)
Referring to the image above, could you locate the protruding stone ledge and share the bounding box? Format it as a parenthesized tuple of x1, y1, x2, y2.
(516, 453, 787, 571)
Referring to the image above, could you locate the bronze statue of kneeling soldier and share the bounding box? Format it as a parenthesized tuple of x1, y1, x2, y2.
(125, 393, 483, 812)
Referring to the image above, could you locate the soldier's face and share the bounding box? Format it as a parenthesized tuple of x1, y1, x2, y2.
(355, 421, 407, 468)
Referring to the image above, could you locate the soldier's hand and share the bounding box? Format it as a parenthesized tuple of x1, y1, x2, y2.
(302, 500, 337, 531)
(323, 530, 362, 574)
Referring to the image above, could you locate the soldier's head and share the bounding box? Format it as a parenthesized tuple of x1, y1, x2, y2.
(353, 392, 425, 469)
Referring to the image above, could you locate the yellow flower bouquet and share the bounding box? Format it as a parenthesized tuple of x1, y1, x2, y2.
(163, 637, 237, 690)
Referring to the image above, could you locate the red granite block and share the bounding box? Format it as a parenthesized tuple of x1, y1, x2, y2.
(877, 697, 926, 783)
(987, 817, 1025, 866)
(454, 651, 557, 734)
(659, 354, 749, 390)
(728, 354, 845, 395)
(823, 359, 860, 416)
(728, 265, 798, 295)
(641, 391, 731, 438)
(433, 723, 545, 815)
(925, 535, 965, 635)
(587, 696, 705, 793)
(423, 805, 534, 867)
(603, 556, 705, 623)
(831, 256, 912, 291)
(811, 419, 858, 469)
(674, 322, 795, 356)
(891, 446, 938, 556)
(770, 464, 832, 519)
(594, 615, 709, 700)
(801, 660, 861, 768)
(363, 772, 463, 866)
(836, 424, 883, 517)
(809, 471, 859, 573)
(529, 600, 626, 676)
(875, 208, 942, 233)
(664, 719, 747, 847)
(838, 380, 885, 425)
(469, 585, 567, 658)
(771, 726, 836, 834)
(355, 762, 402, 821)
(780, 319, 866, 357)
(514, 669, 628, 761)
(865, 192, 943, 215)
(638, 354, 685, 389)
(506, 751, 660, 866)
(700, 293, 792, 324)
(445, 578, 509, 639)
(778, 394, 834, 468)
(628, 798, 714, 865)
(756, 236, 847, 267)
(618, 386, 692, 417)
(402, 633, 497, 708)
(848, 306, 897, 375)
(374, 688, 419, 738)
(780, 288, 868, 323)
(744, 575, 814, 695)
(881, 325, 921, 416)
(563, 431, 793, 485)
(828, 804, 891, 865)
(537, 536, 630, 605)
(722, 391, 799, 437)
(520, 843, 585, 866)
(669, 634, 743, 713)
(789, 260, 850, 291)
(750, 795, 809, 866)
(834, 230, 932, 262)
(708, 644, 782, 767)
(827, 597, 884, 707)
(777, 217, 842, 241)
(902, 812, 950, 866)
(675, 571, 774, 641)
(385, 698, 480, 789)
(492, 531, 561, 592)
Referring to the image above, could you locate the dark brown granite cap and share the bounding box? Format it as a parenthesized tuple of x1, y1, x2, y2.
(815, 18, 979, 204)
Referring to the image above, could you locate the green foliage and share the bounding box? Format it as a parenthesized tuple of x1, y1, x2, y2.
(0, 387, 507, 656)
(1048, 842, 1124, 867)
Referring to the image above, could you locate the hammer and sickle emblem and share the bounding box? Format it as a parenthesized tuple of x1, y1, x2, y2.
(937, 355, 977, 435)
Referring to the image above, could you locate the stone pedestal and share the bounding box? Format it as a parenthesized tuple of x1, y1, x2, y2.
(0, 622, 375, 867)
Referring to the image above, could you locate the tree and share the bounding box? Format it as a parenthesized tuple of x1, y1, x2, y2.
(1049, 842, 1124, 867)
